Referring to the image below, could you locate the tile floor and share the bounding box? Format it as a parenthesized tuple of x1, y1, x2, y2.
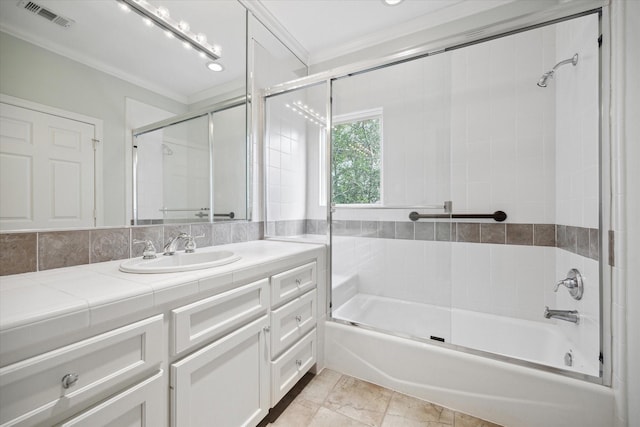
(259, 369, 502, 427)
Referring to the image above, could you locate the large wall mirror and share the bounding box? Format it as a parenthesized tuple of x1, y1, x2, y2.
(0, 0, 248, 230)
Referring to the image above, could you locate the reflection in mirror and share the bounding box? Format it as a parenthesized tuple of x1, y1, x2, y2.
(133, 101, 247, 224)
(0, 0, 247, 229)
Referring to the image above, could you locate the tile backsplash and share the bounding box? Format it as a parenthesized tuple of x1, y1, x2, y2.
(0, 221, 264, 276)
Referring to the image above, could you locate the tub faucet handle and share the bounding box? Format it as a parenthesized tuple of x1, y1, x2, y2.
(554, 268, 583, 300)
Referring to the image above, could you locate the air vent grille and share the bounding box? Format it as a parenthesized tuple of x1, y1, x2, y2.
(17, 0, 75, 28)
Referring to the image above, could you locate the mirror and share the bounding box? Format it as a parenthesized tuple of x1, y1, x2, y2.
(133, 100, 247, 224)
(0, 0, 247, 229)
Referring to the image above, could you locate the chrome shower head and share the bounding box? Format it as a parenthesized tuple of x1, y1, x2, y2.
(537, 53, 579, 88)
(537, 71, 554, 87)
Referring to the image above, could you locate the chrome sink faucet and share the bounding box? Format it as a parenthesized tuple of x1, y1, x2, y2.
(163, 233, 203, 255)
(163, 233, 191, 255)
(544, 306, 580, 324)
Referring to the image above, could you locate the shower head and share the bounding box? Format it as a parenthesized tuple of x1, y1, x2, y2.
(537, 53, 579, 88)
(537, 71, 554, 88)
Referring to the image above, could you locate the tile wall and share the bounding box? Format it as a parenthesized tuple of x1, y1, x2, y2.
(0, 221, 263, 276)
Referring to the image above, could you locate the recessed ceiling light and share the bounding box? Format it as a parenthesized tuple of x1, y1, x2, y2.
(206, 62, 224, 72)
(383, 0, 404, 5)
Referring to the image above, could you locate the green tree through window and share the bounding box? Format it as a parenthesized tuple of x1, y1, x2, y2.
(332, 117, 381, 204)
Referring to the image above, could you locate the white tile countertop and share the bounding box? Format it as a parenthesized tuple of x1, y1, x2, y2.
(0, 240, 325, 364)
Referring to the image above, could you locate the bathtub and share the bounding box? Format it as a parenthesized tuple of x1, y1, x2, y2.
(332, 293, 599, 376)
(327, 295, 613, 427)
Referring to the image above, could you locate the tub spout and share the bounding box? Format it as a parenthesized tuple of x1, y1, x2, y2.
(544, 306, 579, 324)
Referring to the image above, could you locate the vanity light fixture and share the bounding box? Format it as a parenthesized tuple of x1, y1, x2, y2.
(118, 0, 221, 61)
(383, 0, 404, 5)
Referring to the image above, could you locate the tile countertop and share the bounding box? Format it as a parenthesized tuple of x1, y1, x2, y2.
(0, 240, 325, 363)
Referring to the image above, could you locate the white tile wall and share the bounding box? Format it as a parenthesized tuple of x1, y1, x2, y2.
(555, 15, 600, 229)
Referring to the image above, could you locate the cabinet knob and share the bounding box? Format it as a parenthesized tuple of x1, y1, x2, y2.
(263, 326, 270, 333)
(295, 315, 302, 323)
(296, 359, 302, 367)
(61, 373, 79, 389)
(295, 278, 302, 286)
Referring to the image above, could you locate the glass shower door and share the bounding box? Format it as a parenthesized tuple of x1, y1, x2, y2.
(329, 54, 454, 343)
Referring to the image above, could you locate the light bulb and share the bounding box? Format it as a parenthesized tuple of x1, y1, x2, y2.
(118, 2, 130, 12)
(165, 30, 174, 39)
(156, 6, 170, 18)
(196, 33, 207, 44)
(206, 62, 224, 72)
(178, 20, 190, 32)
(183, 41, 191, 50)
(142, 17, 153, 26)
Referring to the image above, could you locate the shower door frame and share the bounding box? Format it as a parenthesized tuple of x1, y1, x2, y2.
(261, 6, 611, 386)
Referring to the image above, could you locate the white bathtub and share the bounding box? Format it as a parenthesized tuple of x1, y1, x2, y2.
(332, 293, 599, 376)
(325, 320, 613, 427)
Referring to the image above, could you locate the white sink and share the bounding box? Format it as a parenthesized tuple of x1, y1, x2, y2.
(119, 250, 240, 274)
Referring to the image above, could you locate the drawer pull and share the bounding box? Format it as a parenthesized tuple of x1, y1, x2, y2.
(295, 315, 302, 323)
(295, 278, 302, 286)
(295, 359, 302, 367)
(61, 373, 79, 389)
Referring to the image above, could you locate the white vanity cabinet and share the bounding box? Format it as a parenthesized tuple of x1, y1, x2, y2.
(0, 315, 164, 427)
(0, 241, 325, 427)
(169, 260, 319, 427)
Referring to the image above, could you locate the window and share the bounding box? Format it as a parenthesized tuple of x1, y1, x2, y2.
(331, 110, 382, 205)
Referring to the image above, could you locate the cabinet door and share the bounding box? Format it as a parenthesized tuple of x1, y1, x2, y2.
(171, 316, 269, 427)
(56, 370, 164, 427)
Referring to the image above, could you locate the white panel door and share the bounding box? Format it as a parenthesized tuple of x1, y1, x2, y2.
(0, 102, 95, 230)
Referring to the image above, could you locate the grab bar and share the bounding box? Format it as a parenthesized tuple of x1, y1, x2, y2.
(409, 210, 507, 222)
(213, 212, 235, 218)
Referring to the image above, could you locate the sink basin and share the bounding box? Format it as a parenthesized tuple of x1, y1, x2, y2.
(119, 250, 240, 274)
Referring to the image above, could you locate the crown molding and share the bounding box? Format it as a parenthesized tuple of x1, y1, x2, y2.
(238, 0, 310, 66)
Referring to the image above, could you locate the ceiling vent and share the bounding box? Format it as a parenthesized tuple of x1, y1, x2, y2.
(17, 0, 75, 28)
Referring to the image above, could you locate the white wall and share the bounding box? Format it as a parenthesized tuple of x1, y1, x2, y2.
(612, 1, 640, 426)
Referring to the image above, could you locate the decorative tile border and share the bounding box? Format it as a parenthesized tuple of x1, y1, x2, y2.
(325, 220, 599, 261)
(0, 221, 264, 276)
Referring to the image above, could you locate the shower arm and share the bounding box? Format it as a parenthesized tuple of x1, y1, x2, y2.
(550, 53, 579, 72)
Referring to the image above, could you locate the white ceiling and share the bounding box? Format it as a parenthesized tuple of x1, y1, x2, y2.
(0, 0, 514, 105)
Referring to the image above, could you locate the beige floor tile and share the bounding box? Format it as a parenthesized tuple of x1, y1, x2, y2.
(295, 369, 343, 405)
(308, 407, 371, 427)
(381, 413, 454, 427)
(454, 412, 502, 427)
(385, 392, 454, 424)
(324, 376, 393, 427)
(271, 399, 320, 427)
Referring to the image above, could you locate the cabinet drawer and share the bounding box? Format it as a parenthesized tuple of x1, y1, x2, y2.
(271, 289, 317, 358)
(172, 278, 268, 355)
(271, 262, 316, 307)
(56, 370, 164, 427)
(0, 315, 163, 427)
(271, 328, 316, 406)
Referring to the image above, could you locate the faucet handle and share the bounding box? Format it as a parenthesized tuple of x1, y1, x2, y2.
(184, 234, 204, 253)
(133, 239, 157, 259)
(553, 269, 583, 300)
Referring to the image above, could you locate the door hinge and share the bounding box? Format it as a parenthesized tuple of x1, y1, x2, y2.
(91, 138, 100, 150)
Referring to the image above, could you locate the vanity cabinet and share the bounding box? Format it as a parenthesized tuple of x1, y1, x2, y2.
(0, 242, 324, 427)
(169, 260, 318, 427)
(0, 315, 164, 427)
